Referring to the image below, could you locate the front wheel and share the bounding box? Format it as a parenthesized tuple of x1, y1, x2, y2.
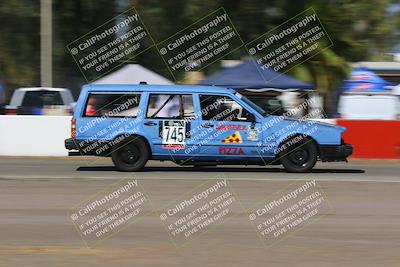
(279, 138, 317, 173)
(111, 137, 149, 172)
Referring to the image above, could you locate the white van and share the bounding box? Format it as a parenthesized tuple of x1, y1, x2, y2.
(338, 91, 400, 120)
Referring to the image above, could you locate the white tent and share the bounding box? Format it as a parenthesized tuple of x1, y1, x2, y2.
(92, 64, 173, 85)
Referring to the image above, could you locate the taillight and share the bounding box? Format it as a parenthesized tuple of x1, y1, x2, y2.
(5, 108, 17, 115)
(71, 118, 76, 139)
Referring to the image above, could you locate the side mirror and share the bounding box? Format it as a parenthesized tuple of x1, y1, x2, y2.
(239, 112, 255, 122)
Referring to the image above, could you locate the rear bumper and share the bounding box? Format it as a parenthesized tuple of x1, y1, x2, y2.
(64, 138, 110, 156)
(65, 138, 79, 150)
(320, 144, 353, 162)
(65, 138, 84, 156)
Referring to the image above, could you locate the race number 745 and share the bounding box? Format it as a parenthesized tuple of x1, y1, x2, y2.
(162, 123, 185, 144)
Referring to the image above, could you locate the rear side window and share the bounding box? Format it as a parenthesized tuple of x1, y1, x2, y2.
(21, 91, 63, 107)
(83, 93, 141, 117)
(146, 94, 194, 119)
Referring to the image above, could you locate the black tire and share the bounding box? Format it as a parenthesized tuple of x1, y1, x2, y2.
(111, 136, 149, 172)
(279, 138, 317, 173)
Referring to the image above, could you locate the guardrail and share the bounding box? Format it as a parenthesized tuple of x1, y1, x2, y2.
(337, 119, 400, 159)
(0, 115, 71, 156)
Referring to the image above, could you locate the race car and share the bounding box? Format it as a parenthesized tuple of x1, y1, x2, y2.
(65, 84, 352, 172)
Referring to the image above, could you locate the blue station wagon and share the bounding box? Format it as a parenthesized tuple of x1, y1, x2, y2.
(65, 84, 353, 172)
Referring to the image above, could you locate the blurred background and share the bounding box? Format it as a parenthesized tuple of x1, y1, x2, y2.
(0, 0, 399, 111)
(0, 0, 399, 158)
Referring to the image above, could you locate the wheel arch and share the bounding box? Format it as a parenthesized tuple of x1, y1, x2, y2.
(277, 133, 321, 156)
(112, 133, 153, 156)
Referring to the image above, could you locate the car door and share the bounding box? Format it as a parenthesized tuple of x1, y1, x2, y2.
(142, 93, 200, 160)
(194, 94, 263, 159)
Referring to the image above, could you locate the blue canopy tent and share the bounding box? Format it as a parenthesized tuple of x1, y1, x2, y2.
(198, 59, 314, 90)
(0, 80, 4, 104)
(199, 60, 318, 117)
(341, 68, 392, 92)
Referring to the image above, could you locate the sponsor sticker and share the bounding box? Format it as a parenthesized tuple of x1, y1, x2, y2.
(215, 125, 247, 131)
(218, 147, 245, 155)
(163, 144, 185, 150)
(247, 128, 259, 141)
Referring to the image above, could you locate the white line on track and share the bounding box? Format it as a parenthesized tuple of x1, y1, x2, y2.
(1, 175, 400, 183)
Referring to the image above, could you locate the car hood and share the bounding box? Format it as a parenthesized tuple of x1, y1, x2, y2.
(260, 116, 346, 133)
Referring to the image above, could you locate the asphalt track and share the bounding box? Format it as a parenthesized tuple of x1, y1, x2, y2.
(0, 157, 400, 267)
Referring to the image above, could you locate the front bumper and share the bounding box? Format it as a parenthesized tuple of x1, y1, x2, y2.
(319, 144, 353, 162)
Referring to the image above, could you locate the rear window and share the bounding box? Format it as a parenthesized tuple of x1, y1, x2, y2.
(84, 93, 141, 117)
(21, 91, 64, 107)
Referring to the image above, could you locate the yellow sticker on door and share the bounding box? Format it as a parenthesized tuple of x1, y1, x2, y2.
(221, 131, 242, 144)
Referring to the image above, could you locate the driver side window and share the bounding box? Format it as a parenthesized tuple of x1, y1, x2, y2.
(199, 95, 254, 122)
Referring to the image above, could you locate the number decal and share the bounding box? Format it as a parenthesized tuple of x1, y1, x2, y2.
(162, 121, 186, 145)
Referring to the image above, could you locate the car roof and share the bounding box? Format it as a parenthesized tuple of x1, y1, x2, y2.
(82, 84, 234, 94)
(16, 87, 70, 92)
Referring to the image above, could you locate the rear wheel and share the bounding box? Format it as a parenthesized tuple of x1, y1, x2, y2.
(279, 138, 317, 173)
(111, 137, 149, 172)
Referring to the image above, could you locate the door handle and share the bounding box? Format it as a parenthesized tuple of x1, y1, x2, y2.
(201, 123, 214, 128)
(144, 121, 157, 126)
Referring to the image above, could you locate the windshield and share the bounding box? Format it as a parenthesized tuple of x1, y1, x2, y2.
(235, 92, 268, 117)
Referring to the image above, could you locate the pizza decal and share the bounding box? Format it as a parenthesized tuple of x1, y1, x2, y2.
(221, 131, 242, 144)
